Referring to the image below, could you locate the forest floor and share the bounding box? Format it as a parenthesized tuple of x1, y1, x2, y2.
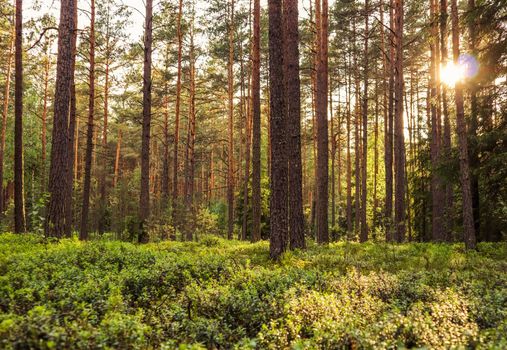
(0, 233, 506, 349)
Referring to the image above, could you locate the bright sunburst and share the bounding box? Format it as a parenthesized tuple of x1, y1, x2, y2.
(440, 61, 465, 87)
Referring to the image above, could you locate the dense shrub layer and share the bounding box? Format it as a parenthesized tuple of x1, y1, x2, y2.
(0, 233, 506, 349)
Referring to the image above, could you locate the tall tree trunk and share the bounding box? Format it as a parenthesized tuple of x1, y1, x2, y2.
(14, 0, 26, 233)
(284, 0, 305, 249)
(139, 0, 153, 243)
(385, 0, 395, 241)
(46, 0, 75, 238)
(80, 0, 95, 240)
(172, 0, 183, 220)
(430, 0, 444, 241)
(315, 0, 329, 244)
(227, 0, 235, 240)
(440, 0, 453, 229)
(467, 0, 480, 238)
(393, 0, 406, 242)
(184, 18, 196, 241)
(269, 0, 288, 259)
(64, 1, 78, 237)
(251, 0, 262, 242)
(0, 28, 14, 215)
(360, 0, 369, 242)
(353, 19, 361, 238)
(450, 0, 476, 250)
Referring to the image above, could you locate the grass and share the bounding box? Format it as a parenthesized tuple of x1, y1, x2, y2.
(0, 233, 506, 349)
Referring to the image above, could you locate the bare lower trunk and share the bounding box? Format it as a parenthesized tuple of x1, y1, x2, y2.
(46, 0, 75, 238)
(251, 0, 261, 242)
(139, 0, 153, 243)
(450, 0, 476, 249)
(80, 0, 95, 240)
(14, 0, 26, 233)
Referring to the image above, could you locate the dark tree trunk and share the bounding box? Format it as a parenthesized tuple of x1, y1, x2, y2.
(269, 0, 288, 259)
(46, 0, 75, 238)
(172, 0, 183, 223)
(227, 0, 236, 240)
(315, 0, 329, 244)
(360, 0, 369, 242)
(467, 0, 480, 238)
(184, 20, 196, 241)
(251, 0, 261, 243)
(393, 0, 406, 242)
(284, 0, 305, 249)
(139, 0, 153, 243)
(64, 2, 78, 237)
(430, 0, 445, 241)
(385, 0, 395, 241)
(450, 0, 476, 250)
(80, 0, 95, 240)
(14, 0, 26, 233)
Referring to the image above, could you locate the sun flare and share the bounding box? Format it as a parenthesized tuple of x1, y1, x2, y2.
(440, 62, 465, 87)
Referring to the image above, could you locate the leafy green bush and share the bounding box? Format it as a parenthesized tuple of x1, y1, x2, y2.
(0, 233, 505, 349)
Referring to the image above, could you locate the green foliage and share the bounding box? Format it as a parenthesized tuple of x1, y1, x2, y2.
(0, 234, 506, 349)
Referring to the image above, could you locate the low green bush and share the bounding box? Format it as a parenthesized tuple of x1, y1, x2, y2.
(0, 233, 505, 349)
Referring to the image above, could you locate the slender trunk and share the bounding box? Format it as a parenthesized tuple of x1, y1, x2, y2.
(385, 0, 395, 240)
(241, 65, 252, 241)
(0, 29, 14, 215)
(80, 0, 95, 240)
(450, 0, 476, 250)
(14, 0, 26, 233)
(46, 0, 75, 238)
(440, 0, 452, 229)
(353, 20, 361, 238)
(330, 75, 336, 229)
(185, 19, 196, 241)
(139, 0, 153, 243)
(284, 0, 305, 249)
(98, 45, 110, 235)
(315, 0, 329, 244)
(360, 0, 369, 242)
(393, 0, 406, 242)
(64, 1, 78, 237)
(467, 0, 480, 237)
(251, 0, 262, 242)
(430, 0, 444, 241)
(172, 0, 183, 218)
(227, 0, 235, 240)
